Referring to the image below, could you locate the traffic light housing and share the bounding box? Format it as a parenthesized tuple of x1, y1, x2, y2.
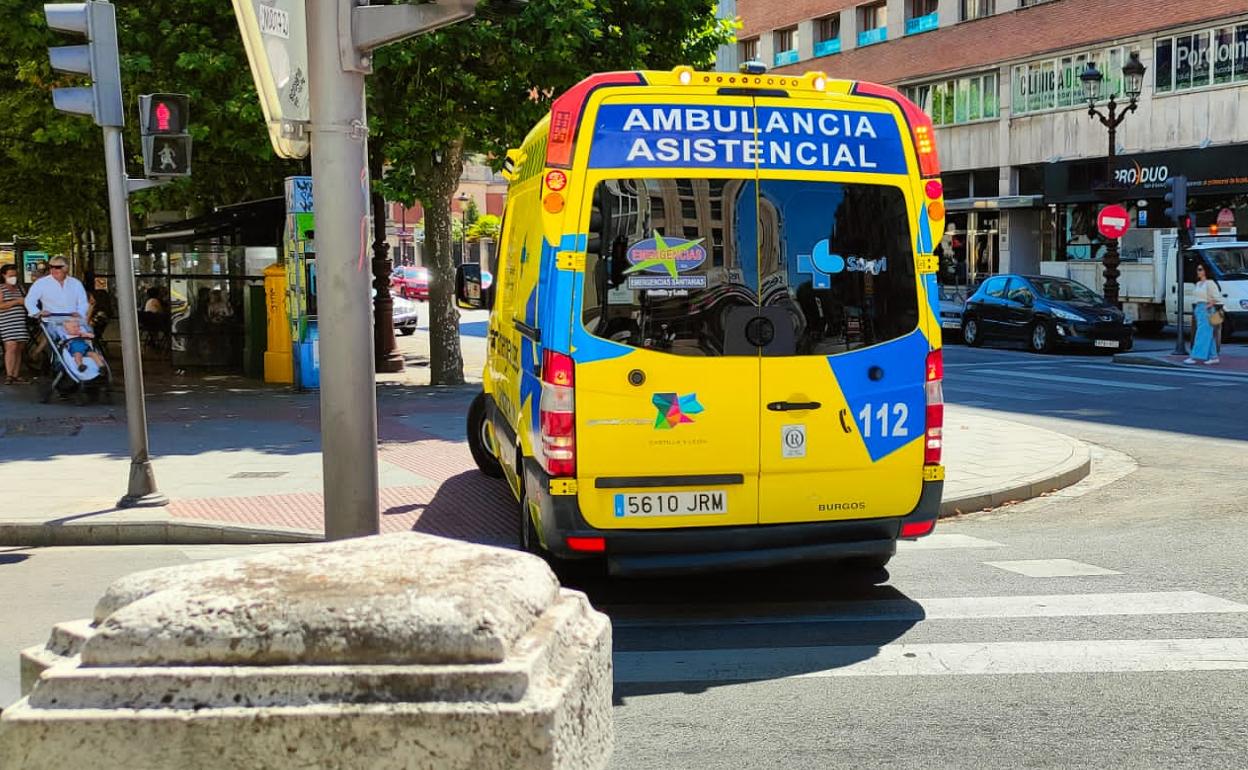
(1178, 215, 1196, 248)
(43, 1, 124, 127)
(1164, 175, 1188, 226)
(139, 94, 192, 178)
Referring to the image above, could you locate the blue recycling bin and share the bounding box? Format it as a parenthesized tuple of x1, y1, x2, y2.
(296, 320, 320, 390)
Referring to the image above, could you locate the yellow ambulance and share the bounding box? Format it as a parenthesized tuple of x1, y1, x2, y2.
(457, 66, 947, 576)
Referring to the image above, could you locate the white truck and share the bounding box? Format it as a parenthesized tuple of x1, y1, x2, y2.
(1039, 228, 1248, 337)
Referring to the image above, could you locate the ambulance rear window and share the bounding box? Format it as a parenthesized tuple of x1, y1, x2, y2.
(580, 177, 918, 357)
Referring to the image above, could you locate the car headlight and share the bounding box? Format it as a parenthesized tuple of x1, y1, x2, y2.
(1051, 307, 1084, 322)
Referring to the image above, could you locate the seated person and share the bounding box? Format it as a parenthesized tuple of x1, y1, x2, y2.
(61, 317, 105, 373)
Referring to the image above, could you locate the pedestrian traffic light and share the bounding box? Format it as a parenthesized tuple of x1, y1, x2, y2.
(1178, 214, 1196, 248)
(43, 1, 125, 127)
(1164, 175, 1188, 226)
(139, 94, 192, 178)
(139, 94, 189, 134)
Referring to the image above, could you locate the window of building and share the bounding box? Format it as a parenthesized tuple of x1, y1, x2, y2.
(774, 26, 799, 66)
(1018, 0, 1056, 6)
(739, 37, 759, 64)
(906, 0, 939, 35)
(814, 14, 842, 56)
(1012, 47, 1124, 115)
(960, 0, 995, 21)
(903, 72, 999, 126)
(1155, 25, 1248, 95)
(971, 169, 1000, 198)
(858, 2, 888, 46)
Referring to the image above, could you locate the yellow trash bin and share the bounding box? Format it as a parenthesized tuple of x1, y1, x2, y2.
(263, 262, 294, 384)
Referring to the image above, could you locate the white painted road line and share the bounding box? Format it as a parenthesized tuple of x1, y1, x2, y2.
(611, 591, 1248, 628)
(971, 368, 1177, 391)
(897, 534, 1006, 550)
(614, 638, 1248, 682)
(986, 559, 1121, 577)
(1075, 363, 1242, 385)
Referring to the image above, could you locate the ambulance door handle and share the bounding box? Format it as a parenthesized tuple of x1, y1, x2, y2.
(767, 401, 822, 412)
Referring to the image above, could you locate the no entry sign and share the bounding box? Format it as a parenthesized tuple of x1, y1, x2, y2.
(1098, 204, 1130, 239)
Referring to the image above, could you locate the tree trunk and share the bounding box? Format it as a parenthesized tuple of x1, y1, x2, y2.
(424, 139, 466, 386)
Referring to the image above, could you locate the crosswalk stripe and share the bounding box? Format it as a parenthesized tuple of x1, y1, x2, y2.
(610, 591, 1248, 629)
(613, 638, 1248, 682)
(1074, 363, 1243, 384)
(897, 534, 1006, 550)
(943, 383, 1051, 401)
(969, 368, 1177, 391)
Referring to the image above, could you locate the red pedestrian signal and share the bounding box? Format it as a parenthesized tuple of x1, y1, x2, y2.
(155, 101, 171, 131)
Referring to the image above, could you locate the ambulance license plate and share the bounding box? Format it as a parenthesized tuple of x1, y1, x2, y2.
(1094, 339, 1120, 348)
(614, 491, 727, 517)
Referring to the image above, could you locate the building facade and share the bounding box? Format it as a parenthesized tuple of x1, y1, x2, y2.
(736, 0, 1248, 289)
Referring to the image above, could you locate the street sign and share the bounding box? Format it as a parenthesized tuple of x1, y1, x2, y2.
(1097, 204, 1130, 239)
(231, 0, 310, 159)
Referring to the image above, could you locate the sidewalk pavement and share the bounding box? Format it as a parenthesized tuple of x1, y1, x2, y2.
(0, 377, 1090, 546)
(1114, 341, 1248, 376)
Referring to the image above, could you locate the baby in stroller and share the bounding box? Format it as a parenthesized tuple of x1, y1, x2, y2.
(62, 317, 105, 372)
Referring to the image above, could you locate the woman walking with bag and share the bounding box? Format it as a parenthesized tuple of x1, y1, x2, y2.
(1185, 262, 1222, 365)
(0, 263, 31, 384)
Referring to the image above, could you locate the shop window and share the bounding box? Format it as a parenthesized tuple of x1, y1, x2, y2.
(960, 0, 995, 22)
(943, 172, 971, 200)
(814, 14, 841, 56)
(971, 169, 1000, 198)
(904, 72, 998, 126)
(1013, 47, 1124, 115)
(1017, 166, 1044, 196)
(1155, 24, 1248, 96)
(739, 37, 759, 64)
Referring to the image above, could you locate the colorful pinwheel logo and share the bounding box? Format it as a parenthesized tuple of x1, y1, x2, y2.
(652, 392, 704, 430)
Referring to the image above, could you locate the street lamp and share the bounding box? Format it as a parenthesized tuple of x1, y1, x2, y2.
(456, 191, 470, 265)
(1081, 50, 1146, 305)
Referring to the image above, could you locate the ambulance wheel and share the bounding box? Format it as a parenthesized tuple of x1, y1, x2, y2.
(467, 393, 503, 479)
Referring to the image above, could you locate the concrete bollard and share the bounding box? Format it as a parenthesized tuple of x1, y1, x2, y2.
(0, 533, 613, 769)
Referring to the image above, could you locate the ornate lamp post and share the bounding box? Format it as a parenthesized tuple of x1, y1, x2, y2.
(1081, 50, 1146, 305)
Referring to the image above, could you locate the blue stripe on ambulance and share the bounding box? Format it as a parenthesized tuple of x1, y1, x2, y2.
(825, 329, 929, 462)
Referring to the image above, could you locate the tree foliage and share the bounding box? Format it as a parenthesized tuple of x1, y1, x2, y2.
(0, 0, 300, 256)
(466, 214, 501, 243)
(370, 0, 734, 385)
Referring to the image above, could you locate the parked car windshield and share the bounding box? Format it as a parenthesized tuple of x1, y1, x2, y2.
(1029, 277, 1100, 303)
(1204, 247, 1248, 279)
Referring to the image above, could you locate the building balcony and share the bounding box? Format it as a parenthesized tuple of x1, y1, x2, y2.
(774, 49, 799, 66)
(905, 13, 938, 35)
(857, 27, 887, 47)
(813, 38, 842, 57)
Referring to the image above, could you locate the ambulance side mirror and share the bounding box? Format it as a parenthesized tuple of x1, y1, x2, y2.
(456, 263, 493, 311)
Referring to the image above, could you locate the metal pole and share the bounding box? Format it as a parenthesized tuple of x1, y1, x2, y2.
(307, 0, 379, 539)
(1174, 241, 1187, 356)
(1101, 102, 1121, 306)
(101, 125, 166, 508)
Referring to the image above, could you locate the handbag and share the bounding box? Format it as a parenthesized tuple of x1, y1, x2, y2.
(1210, 307, 1225, 327)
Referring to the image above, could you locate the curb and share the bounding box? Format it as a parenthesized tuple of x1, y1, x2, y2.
(937, 442, 1092, 518)
(0, 520, 321, 547)
(1111, 352, 1187, 369)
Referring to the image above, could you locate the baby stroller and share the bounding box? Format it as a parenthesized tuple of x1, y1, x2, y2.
(37, 314, 113, 405)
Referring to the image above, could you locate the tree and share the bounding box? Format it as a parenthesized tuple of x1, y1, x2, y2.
(466, 214, 501, 243)
(371, 0, 733, 385)
(0, 0, 300, 258)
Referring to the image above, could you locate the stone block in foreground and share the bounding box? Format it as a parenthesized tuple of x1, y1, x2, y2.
(1, 533, 613, 770)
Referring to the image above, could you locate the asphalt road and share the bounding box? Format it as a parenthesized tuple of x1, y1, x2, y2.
(2, 336, 1247, 768)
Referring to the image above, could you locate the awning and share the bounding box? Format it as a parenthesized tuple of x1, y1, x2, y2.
(946, 195, 1044, 212)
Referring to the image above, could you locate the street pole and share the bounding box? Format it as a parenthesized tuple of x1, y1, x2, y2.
(306, 0, 379, 539)
(101, 125, 166, 508)
(1101, 106, 1122, 306)
(1174, 242, 1188, 356)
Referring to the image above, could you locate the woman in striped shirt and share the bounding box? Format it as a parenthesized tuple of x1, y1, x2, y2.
(0, 263, 31, 384)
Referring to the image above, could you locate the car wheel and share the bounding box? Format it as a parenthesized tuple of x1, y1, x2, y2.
(399, 326, 416, 336)
(1029, 321, 1052, 354)
(467, 392, 504, 479)
(1119, 337, 1133, 353)
(962, 316, 983, 347)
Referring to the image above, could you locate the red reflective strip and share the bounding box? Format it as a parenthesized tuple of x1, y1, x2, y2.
(901, 520, 935, 538)
(566, 536, 606, 553)
(850, 80, 942, 178)
(546, 72, 646, 169)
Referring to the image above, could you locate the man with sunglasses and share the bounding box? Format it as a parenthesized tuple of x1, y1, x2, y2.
(24, 257, 89, 320)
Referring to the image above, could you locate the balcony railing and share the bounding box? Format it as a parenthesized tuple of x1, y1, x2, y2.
(774, 49, 799, 66)
(813, 38, 842, 57)
(905, 12, 938, 35)
(857, 27, 887, 47)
